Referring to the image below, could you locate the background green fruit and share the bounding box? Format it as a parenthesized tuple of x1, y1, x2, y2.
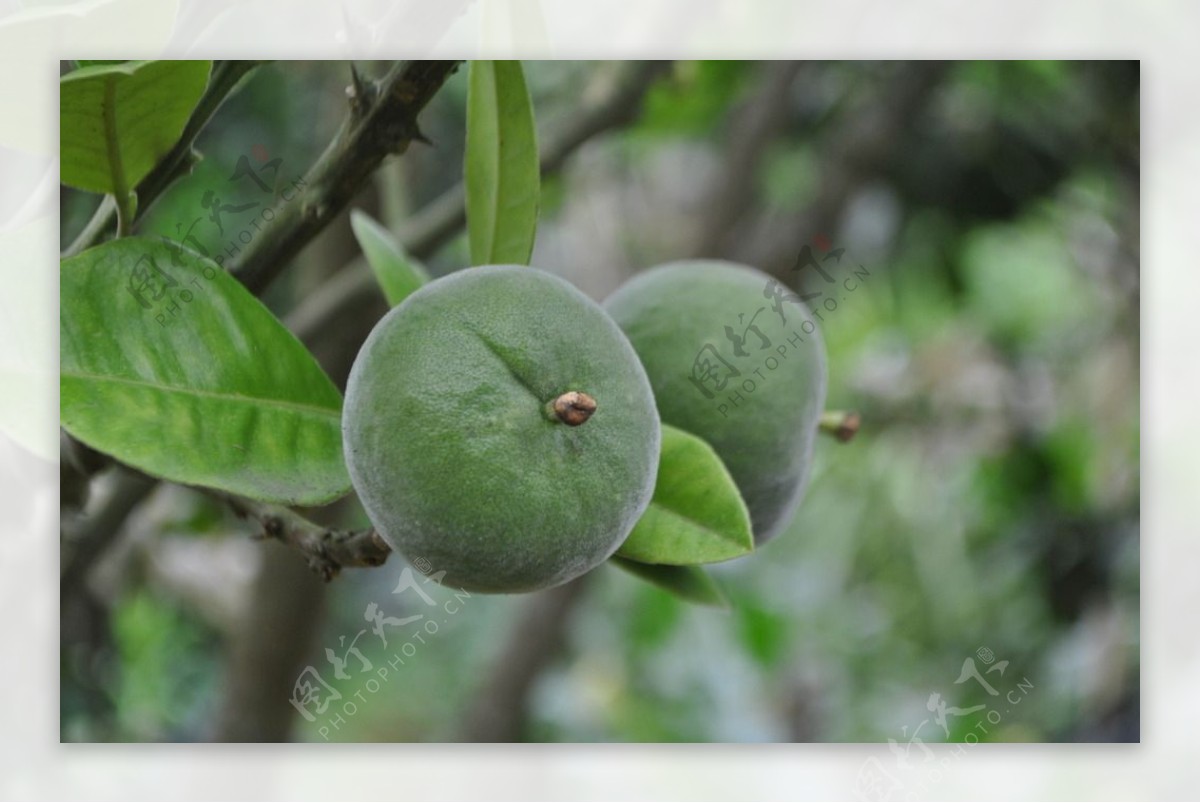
(343, 265, 661, 593)
(605, 260, 827, 543)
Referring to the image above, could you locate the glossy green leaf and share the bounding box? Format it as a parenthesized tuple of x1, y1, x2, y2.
(349, 209, 431, 307)
(618, 424, 754, 565)
(60, 60, 211, 199)
(611, 557, 728, 608)
(60, 238, 351, 506)
(465, 60, 540, 266)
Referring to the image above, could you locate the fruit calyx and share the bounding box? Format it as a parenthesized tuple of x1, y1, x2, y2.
(549, 391, 598, 426)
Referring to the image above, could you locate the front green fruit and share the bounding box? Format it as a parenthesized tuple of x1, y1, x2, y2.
(605, 260, 827, 544)
(343, 265, 661, 593)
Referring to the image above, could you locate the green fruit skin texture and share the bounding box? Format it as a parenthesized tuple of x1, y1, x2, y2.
(343, 265, 661, 593)
(605, 261, 827, 544)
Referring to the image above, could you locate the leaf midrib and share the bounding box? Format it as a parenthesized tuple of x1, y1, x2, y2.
(644, 499, 753, 554)
(101, 74, 130, 204)
(475, 61, 533, 264)
(480, 62, 502, 262)
(62, 370, 341, 419)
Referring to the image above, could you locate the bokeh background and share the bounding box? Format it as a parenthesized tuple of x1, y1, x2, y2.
(59, 60, 1140, 743)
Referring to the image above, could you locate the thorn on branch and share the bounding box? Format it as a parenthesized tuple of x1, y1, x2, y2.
(347, 63, 377, 120)
(411, 125, 433, 147)
(230, 60, 460, 294)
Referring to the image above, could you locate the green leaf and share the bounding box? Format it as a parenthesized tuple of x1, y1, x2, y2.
(349, 209, 431, 307)
(59, 60, 211, 200)
(60, 238, 351, 506)
(611, 557, 728, 608)
(617, 424, 754, 565)
(465, 60, 540, 266)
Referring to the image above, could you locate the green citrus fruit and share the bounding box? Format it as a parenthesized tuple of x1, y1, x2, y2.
(343, 265, 661, 593)
(605, 260, 827, 543)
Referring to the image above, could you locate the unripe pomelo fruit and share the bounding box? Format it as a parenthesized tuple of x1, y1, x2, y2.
(343, 265, 661, 593)
(605, 260, 827, 543)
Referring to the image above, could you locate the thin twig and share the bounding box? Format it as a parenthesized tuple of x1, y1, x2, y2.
(819, 410, 861, 443)
(283, 60, 673, 336)
(60, 469, 158, 595)
(232, 60, 462, 295)
(744, 62, 951, 279)
(692, 61, 807, 258)
(220, 493, 391, 581)
(212, 537, 328, 742)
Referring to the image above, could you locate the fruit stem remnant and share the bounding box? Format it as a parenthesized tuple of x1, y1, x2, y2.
(819, 410, 861, 443)
(549, 391, 598, 426)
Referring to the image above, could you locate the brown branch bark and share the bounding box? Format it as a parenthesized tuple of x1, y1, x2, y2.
(221, 494, 391, 581)
(211, 539, 327, 742)
(282, 60, 673, 342)
(60, 468, 157, 598)
(692, 60, 807, 258)
(231, 60, 462, 295)
(213, 217, 393, 742)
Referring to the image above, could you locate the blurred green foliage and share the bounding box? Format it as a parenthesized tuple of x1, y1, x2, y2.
(110, 591, 221, 741)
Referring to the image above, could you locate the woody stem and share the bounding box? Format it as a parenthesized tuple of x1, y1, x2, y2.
(218, 492, 392, 581)
(819, 409, 861, 443)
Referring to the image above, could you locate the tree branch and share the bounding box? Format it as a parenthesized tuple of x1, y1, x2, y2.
(60, 468, 157, 595)
(232, 60, 462, 295)
(212, 539, 328, 742)
(220, 494, 391, 581)
(739, 62, 951, 279)
(692, 60, 807, 258)
(63, 60, 263, 258)
(282, 59, 673, 339)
